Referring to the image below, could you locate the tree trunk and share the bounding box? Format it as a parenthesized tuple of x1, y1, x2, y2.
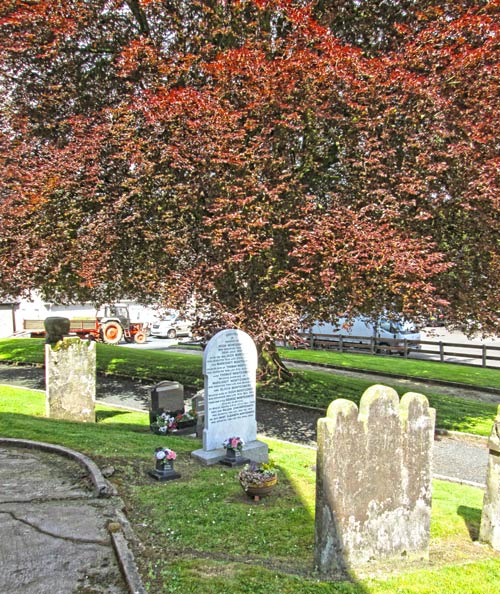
(257, 341, 293, 382)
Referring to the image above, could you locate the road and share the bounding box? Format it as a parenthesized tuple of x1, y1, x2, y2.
(418, 327, 500, 367)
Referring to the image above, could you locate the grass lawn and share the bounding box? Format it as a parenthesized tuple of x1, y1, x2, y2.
(0, 338, 498, 436)
(0, 385, 499, 594)
(278, 347, 500, 391)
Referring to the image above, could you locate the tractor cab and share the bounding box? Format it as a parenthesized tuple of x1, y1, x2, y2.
(102, 305, 130, 328)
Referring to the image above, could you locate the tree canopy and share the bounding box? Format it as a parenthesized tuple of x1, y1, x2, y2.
(1, 0, 499, 370)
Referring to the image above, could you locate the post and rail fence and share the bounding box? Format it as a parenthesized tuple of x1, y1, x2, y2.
(295, 332, 500, 369)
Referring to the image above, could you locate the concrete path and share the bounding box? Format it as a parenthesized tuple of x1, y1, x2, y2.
(0, 444, 130, 594)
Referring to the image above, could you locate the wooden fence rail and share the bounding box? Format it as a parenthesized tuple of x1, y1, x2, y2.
(296, 333, 500, 368)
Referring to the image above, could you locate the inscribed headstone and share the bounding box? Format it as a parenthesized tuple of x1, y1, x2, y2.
(315, 384, 435, 573)
(191, 329, 268, 465)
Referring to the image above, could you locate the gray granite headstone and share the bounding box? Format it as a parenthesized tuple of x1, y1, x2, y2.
(191, 329, 268, 465)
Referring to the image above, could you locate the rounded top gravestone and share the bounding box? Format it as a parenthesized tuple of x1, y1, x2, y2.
(202, 329, 258, 451)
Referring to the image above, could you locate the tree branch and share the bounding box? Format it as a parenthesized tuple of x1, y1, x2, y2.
(125, 0, 150, 36)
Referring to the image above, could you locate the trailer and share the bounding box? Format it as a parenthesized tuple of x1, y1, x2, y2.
(23, 305, 147, 344)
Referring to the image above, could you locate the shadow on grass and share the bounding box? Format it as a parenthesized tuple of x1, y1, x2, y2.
(274, 454, 370, 592)
(96, 409, 137, 422)
(457, 505, 482, 541)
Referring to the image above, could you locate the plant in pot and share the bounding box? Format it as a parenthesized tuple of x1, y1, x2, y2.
(238, 461, 278, 501)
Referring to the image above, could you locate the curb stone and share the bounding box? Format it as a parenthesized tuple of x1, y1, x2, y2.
(0, 438, 147, 594)
(0, 437, 116, 497)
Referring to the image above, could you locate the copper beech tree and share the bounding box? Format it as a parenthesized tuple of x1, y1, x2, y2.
(0, 1, 498, 376)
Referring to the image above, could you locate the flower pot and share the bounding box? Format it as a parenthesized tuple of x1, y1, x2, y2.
(157, 459, 174, 472)
(220, 448, 249, 467)
(149, 459, 181, 481)
(239, 473, 277, 500)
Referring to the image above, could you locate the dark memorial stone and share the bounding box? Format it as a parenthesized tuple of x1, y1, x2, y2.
(44, 316, 71, 345)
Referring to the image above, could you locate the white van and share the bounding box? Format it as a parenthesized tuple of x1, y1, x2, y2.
(150, 311, 194, 339)
(307, 316, 421, 354)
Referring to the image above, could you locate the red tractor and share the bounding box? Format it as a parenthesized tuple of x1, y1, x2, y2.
(97, 305, 147, 344)
(24, 304, 148, 344)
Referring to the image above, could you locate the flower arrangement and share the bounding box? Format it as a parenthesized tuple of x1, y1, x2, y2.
(150, 446, 181, 481)
(223, 436, 245, 451)
(151, 410, 197, 434)
(238, 461, 277, 492)
(155, 446, 177, 464)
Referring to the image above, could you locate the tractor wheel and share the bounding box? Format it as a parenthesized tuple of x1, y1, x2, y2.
(101, 321, 123, 344)
(167, 329, 177, 339)
(134, 331, 147, 344)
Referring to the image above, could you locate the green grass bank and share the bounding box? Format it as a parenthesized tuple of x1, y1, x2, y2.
(0, 338, 499, 436)
(0, 385, 499, 594)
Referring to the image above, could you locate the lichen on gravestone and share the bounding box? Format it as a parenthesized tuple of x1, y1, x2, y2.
(315, 384, 435, 573)
(45, 337, 96, 423)
(479, 405, 500, 551)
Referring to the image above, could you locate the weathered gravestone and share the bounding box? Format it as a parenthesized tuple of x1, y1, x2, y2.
(45, 336, 96, 423)
(479, 405, 500, 550)
(191, 329, 268, 465)
(315, 384, 435, 573)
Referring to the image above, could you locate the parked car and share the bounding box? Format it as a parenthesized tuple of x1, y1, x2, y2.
(150, 314, 193, 339)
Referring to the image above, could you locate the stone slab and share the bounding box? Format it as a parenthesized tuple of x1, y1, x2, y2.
(45, 338, 96, 422)
(191, 439, 268, 466)
(0, 446, 129, 594)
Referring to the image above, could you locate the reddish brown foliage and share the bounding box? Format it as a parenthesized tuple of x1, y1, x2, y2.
(0, 1, 498, 367)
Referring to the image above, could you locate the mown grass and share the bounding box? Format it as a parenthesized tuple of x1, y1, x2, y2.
(279, 347, 500, 391)
(260, 371, 498, 436)
(0, 338, 498, 436)
(1, 385, 499, 594)
(0, 338, 204, 388)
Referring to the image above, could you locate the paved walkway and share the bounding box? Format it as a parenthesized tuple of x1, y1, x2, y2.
(0, 363, 491, 487)
(0, 442, 132, 594)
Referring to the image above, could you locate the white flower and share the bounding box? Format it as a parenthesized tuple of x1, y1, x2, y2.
(156, 450, 166, 460)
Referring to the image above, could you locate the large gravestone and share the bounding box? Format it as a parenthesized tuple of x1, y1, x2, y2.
(479, 405, 500, 550)
(45, 337, 96, 422)
(315, 384, 435, 574)
(191, 329, 268, 465)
